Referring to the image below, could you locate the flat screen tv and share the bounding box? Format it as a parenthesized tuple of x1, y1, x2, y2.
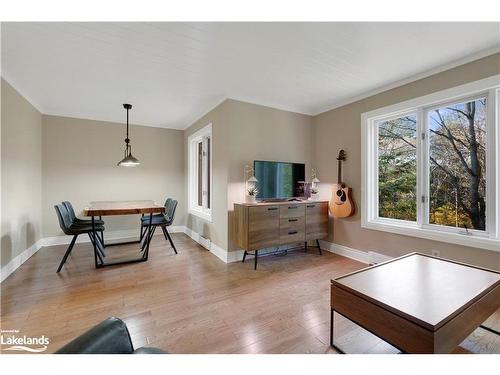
(254, 160, 305, 200)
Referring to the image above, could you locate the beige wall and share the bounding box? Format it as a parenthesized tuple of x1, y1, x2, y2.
(313, 53, 500, 270)
(42, 115, 185, 237)
(1, 79, 43, 268)
(224, 100, 313, 251)
(2, 51, 499, 271)
(184, 101, 231, 250)
(184, 99, 314, 251)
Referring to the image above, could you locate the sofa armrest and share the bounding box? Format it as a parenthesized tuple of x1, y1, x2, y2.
(55, 317, 134, 354)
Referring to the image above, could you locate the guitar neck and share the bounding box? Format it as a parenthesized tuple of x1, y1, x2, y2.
(337, 159, 342, 184)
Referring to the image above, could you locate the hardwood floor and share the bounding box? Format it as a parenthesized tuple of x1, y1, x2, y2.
(1, 233, 499, 354)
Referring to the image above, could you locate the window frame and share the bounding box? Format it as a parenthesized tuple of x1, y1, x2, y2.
(188, 123, 213, 222)
(361, 75, 500, 252)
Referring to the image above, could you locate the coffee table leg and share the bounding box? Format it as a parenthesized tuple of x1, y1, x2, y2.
(330, 309, 346, 354)
(330, 308, 333, 346)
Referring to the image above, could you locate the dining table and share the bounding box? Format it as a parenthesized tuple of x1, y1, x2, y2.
(83, 200, 165, 268)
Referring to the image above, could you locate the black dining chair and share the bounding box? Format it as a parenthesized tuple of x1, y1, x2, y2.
(54, 204, 106, 272)
(63, 201, 105, 244)
(140, 198, 178, 254)
(139, 198, 172, 242)
(63, 201, 105, 226)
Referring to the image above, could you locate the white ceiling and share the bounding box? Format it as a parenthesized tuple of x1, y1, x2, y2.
(2, 22, 499, 129)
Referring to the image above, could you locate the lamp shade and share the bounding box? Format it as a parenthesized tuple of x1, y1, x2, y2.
(312, 177, 320, 183)
(247, 175, 258, 183)
(117, 152, 140, 167)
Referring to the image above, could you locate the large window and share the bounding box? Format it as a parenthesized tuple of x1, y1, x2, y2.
(362, 76, 499, 251)
(188, 124, 212, 221)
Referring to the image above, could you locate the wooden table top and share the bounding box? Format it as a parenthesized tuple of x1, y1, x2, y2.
(332, 253, 500, 331)
(84, 200, 165, 216)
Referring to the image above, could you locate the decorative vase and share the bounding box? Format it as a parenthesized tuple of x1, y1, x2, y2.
(245, 195, 257, 203)
(310, 192, 319, 201)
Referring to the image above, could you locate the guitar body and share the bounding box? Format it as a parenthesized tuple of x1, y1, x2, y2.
(329, 149, 356, 218)
(329, 184, 355, 218)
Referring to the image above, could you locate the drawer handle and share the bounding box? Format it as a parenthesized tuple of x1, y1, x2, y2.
(268, 207, 278, 211)
(288, 219, 298, 222)
(307, 205, 315, 208)
(288, 231, 298, 235)
(288, 206, 298, 209)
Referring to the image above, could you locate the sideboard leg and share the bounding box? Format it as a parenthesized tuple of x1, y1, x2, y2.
(242, 251, 247, 263)
(304, 241, 308, 252)
(254, 250, 258, 270)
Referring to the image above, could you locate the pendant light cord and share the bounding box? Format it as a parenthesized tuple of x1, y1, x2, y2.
(125, 106, 130, 143)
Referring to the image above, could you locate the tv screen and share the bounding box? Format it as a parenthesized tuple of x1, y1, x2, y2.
(254, 160, 305, 200)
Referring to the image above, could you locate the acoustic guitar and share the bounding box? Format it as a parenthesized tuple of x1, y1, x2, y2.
(329, 149, 355, 218)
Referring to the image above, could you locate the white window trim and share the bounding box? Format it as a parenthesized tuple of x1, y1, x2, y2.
(188, 123, 213, 222)
(361, 75, 500, 252)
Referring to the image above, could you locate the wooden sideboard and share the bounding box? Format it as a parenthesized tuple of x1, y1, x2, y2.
(234, 200, 329, 269)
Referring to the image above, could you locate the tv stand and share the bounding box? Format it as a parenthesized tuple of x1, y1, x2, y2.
(234, 201, 329, 269)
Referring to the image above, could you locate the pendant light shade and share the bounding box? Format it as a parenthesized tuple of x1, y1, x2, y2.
(117, 103, 140, 167)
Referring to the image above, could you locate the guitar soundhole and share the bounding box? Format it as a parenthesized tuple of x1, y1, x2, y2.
(336, 189, 346, 202)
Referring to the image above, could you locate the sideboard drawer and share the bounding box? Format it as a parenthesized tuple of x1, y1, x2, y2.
(279, 204, 305, 219)
(280, 217, 305, 232)
(248, 205, 280, 250)
(279, 226, 305, 244)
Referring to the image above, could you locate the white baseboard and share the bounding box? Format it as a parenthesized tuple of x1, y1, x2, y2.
(0, 225, 186, 283)
(180, 226, 394, 266)
(1, 239, 44, 282)
(42, 226, 185, 247)
(367, 250, 393, 264)
(318, 240, 393, 265)
(319, 240, 370, 264)
(1, 226, 394, 283)
(183, 226, 233, 262)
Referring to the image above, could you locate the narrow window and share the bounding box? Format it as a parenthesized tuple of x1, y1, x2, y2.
(428, 98, 487, 231)
(188, 124, 212, 221)
(377, 114, 417, 221)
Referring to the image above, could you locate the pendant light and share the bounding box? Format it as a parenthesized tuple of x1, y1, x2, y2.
(117, 103, 140, 167)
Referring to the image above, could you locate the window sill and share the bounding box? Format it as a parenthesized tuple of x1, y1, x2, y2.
(188, 208, 212, 223)
(362, 220, 500, 252)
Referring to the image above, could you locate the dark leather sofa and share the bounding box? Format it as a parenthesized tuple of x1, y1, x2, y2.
(55, 317, 166, 354)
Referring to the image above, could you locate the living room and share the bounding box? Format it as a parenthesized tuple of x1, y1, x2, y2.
(1, 1, 499, 374)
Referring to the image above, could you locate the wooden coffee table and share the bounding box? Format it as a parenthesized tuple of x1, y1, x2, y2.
(330, 253, 500, 353)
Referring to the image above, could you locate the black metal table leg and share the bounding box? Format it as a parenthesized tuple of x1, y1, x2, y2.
(316, 239, 322, 255)
(304, 241, 307, 252)
(91, 216, 100, 268)
(254, 250, 258, 270)
(242, 251, 247, 263)
(143, 213, 153, 260)
(99, 215, 104, 246)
